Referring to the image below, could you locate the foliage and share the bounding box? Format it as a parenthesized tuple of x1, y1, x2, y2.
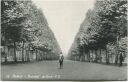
(1, 0, 61, 62)
(68, 0, 127, 62)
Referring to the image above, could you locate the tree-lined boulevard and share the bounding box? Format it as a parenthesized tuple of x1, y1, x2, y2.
(1, 0, 127, 81)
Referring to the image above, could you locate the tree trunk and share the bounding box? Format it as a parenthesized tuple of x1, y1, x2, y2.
(78, 55, 80, 61)
(7, 46, 10, 62)
(91, 50, 94, 62)
(22, 41, 24, 62)
(75, 56, 77, 61)
(32, 50, 34, 61)
(41, 51, 43, 60)
(4, 34, 7, 63)
(24, 50, 27, 61)
(39, 51, 41, 61)
(42, 51, 44, 60)
(106, 47, 109, 64)
(36, 49, 38, 61)
(100, 49, 102, 63)
(44, 54, 46, 60)
(88, 50, 90, 62)
(115, 35, 119, 64)
(115, 54, 118, 64)
(27, 45, 30, 62)
(84, 54, 86, 61)
(46, 54, 48, 60)
(4, 46, 7, 63)
(90, 50, 91, 62)
(106, 49, 108, 64)
(94, 50, 98, 63)
(83, 51, 85, 61)
(14, 42, 17, 62)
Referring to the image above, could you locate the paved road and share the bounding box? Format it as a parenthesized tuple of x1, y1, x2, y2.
(1, 60, 127, 81)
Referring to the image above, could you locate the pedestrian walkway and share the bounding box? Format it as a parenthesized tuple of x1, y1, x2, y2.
(1, 60, 127, 81)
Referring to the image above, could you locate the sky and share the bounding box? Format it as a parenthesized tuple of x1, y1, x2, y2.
(32, 0, 95, 56)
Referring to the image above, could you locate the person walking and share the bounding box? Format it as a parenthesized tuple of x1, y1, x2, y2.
(59, 53, 64, 69)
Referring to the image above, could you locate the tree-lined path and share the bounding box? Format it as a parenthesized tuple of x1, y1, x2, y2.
(1, 60, 127, 81)
(1, 0, 127, 81)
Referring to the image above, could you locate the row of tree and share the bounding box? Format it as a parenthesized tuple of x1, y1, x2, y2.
(1, 0, 61, 63)
(68, 0, 127, 65)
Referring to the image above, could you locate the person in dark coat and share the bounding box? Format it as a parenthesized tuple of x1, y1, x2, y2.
(59, 53, 64, 69)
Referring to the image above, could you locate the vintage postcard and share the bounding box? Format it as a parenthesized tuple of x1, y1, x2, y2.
(1, 0, 127, 81)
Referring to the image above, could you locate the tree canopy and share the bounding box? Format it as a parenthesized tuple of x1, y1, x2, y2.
(68, 0, 127, 63)
(1, 0, 61, 62)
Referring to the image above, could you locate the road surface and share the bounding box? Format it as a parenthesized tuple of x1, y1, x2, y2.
(1, 60, 127, 81)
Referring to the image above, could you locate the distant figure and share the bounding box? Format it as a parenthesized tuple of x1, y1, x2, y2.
(119, 52, 124, 66)
(59, 53, 64, 69)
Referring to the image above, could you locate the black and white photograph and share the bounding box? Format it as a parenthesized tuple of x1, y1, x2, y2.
(1, 0, 127, 81)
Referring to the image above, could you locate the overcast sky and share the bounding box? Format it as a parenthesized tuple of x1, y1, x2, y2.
(32, 0, 95, 56)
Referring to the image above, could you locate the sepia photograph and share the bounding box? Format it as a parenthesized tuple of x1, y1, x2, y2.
(1, 0, 127, 81)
